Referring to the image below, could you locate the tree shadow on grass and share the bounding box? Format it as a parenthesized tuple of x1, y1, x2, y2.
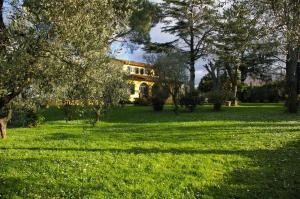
(0, 169, 99, 199)
(86, 122, 300, 144)
(40, 105, 300, 124)
(104, 105, 300, 124)
(43, 132, 82, 141)
(192, 139, 300, 199)
(0, 139, 299, 198)
(27, 121, 300, 144)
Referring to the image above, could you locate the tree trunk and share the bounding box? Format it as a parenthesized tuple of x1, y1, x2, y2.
(232, 83, 238, 106)
(189, 21, 196, 92)
(286, 47, 299, 113)
(0, 110, 12, 139)
(297, 63, 300, 94)
(189, 61, 196, 92)
(95, 109, 101, 122)
(171, 94, 179, 114)
(232, 66, 239, 106)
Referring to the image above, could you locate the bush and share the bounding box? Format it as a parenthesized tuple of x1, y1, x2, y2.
(62, 103, 78, 121)
(151, 85, 169, 111)
(9, 107, 45, 128)
(133, 97, 151, 106)
(180, 91, 204, 112)
(238, 82, 285, 103)
(207, 90, 232, 111)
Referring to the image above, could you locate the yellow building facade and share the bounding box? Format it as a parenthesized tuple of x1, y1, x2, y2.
(113, 59, 155, 102)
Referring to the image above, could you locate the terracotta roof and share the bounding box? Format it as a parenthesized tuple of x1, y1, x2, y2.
(112, 58, 153, 69)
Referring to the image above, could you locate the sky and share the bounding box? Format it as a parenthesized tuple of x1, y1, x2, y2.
(111, 0, 207, 86)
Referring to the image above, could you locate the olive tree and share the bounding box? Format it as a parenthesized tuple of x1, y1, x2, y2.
(0, 0, 136, 138)
(149, 52, 188, 113)
(65, 59, 129, 124)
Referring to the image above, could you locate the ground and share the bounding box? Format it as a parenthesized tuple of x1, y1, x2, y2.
(0, 104, 299, 199)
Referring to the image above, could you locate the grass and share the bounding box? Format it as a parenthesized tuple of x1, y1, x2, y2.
(0, 104, 299, 198)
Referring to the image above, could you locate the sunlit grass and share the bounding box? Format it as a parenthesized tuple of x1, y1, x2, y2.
(0, 104, 299, 198)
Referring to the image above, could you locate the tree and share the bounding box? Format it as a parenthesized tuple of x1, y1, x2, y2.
(204, 61, 230, 111)
(0, 0, 7, 52)
(214, 1, 277, 106)
(0, 0, 136, 138)
(78, 60, 129, 123)
(198, 74, 213, 93)
(126, 0, 161, 44)
(151, 84, 170, 111)
(0, 109, 12, 138)
(148, 52, 188, 113)
(252, 0, 300, 113)
(150, 0, 217, 91)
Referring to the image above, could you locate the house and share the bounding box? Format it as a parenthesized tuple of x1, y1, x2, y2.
(112, 58, 156, 102)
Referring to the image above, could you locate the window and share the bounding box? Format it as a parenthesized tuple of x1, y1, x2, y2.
(130, 84, 135, 95)
(135, 67, 139, 74)
(139, 83, 149, 97)
(140, 68, 144, 75)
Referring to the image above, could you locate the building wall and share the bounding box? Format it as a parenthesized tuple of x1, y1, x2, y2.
(128, 80, 154, 102)
(114, 60, 155, 102)
(115, 59, 174, 104)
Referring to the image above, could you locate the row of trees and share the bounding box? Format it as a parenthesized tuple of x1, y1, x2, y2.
(142, 0, 299, 113)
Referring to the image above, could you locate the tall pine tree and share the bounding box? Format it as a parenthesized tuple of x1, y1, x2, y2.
(151, 0, 217, 91)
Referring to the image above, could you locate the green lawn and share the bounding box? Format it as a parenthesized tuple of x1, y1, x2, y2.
(0, 104, 299, 198)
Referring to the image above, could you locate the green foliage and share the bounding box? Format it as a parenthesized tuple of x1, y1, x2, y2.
(179, 91, 204, 112)
(147, 0, 217, 89)
(0, 0, 136, 112)
(151, 84, 169, 111)
(207, 90, 233, 111)
(0, 104, 299, 198)
(198, 74, 213, 93)
(0, 95, 46, 128)
(133, 97, 151, 106)
(212, 1, 278, 101)
(148, 52, 188, 112)
(238, 82, 285, 103)
(8, 108, 45, 128)
(61, 103, 79, 122)
(254, 0, 300, 113)
(128, 0, 160, 44)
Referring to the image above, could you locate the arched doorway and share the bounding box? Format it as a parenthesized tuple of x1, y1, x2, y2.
(139, 83, 149, 97)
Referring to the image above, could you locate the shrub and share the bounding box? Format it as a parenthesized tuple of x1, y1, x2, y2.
(207, 91, 233, 111)
(151, 85, 169, 111)
(133, 96, 151, 106)
(9, 107, 45, 128)
(62, 103, 78, 121)
(238, 81, 285, 103)
(180, 91, 204, 112)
